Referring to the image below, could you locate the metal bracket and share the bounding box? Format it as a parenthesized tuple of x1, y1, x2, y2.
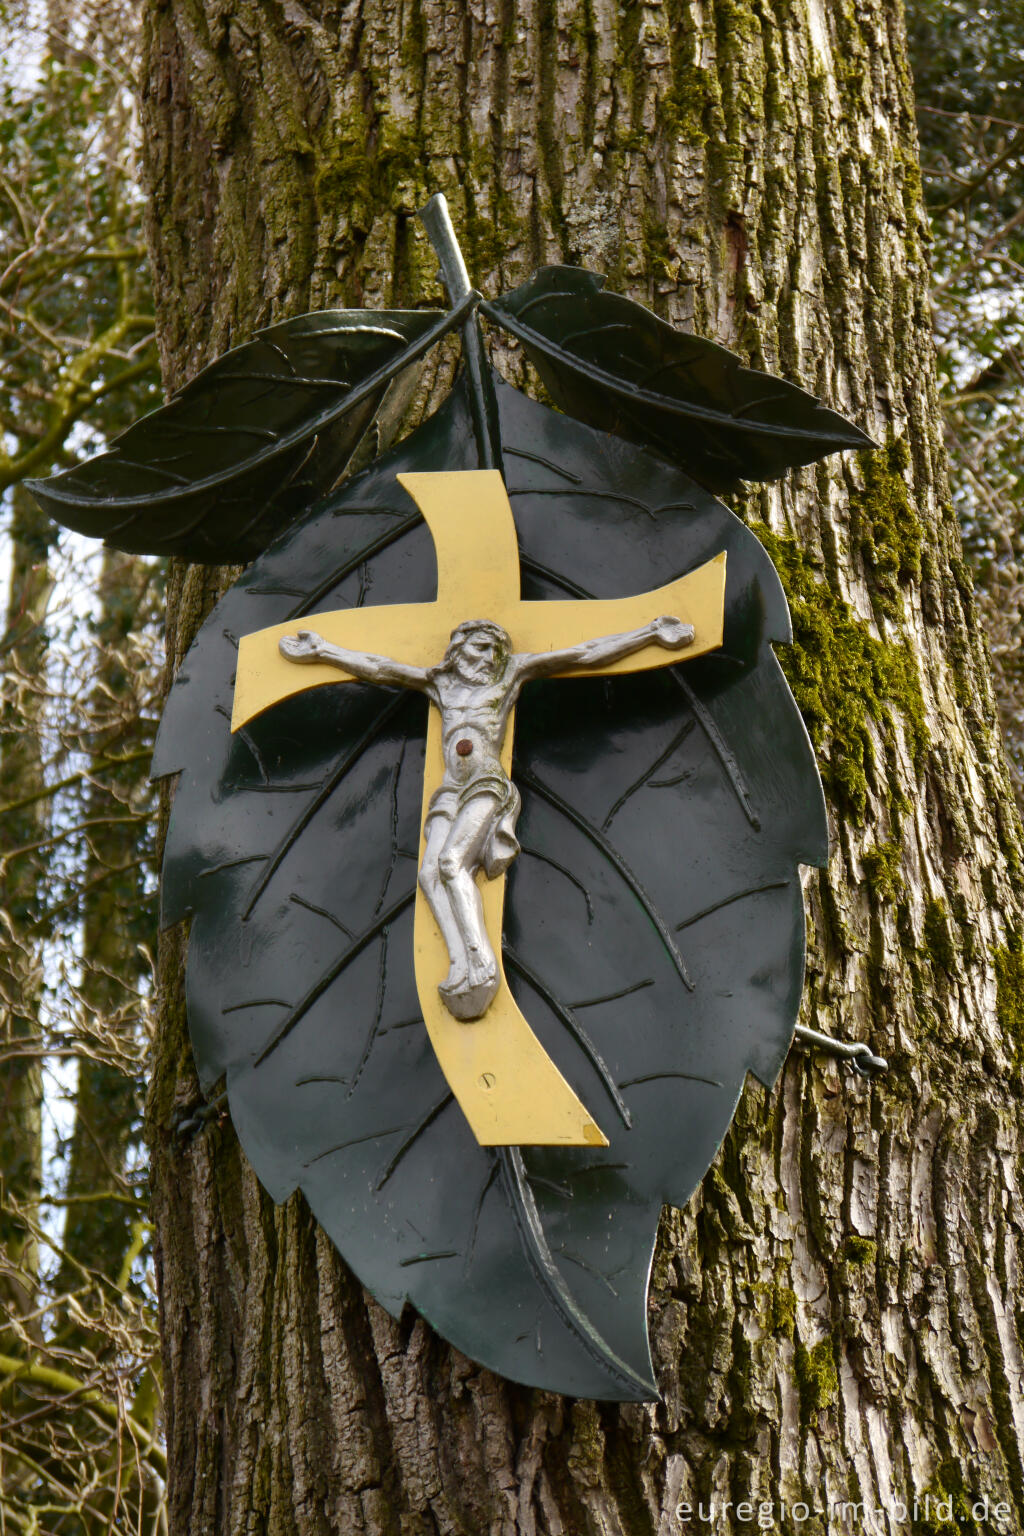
(174, 1090, 229, 1140)
(793, 1024, 888, 1078)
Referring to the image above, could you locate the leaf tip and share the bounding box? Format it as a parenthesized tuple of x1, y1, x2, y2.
(620, 1370, 661, 1403)
(22, 475, 48, 504)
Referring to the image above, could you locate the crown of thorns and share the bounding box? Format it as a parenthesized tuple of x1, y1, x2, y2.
(446, 619, 511, 651)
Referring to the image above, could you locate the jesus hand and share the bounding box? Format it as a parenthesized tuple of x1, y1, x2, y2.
(650, 615, 695, 648)
(279, 630, 325, 663)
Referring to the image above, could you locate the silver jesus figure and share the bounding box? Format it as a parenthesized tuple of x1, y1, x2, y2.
(279, 614, 695, 1020)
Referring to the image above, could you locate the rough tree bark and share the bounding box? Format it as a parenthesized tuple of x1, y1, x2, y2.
(0, 487, 54, 1350)
(141, 1, 1024, 1531)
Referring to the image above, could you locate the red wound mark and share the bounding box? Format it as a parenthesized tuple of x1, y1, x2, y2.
(456, 739, 474, 757)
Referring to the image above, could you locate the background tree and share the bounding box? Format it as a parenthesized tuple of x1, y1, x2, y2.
(907, 0, 1024, 800)
(0, 1, 163, 1528)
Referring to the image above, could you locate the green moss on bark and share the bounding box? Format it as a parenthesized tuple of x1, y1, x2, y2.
(912, 1460, 981, 1536)
(795, 1338, 838, 1420)
(661, 64, 712, 148)
(750, 522, 928, 822)
(754, 1281, 796, 1338)
(993, 933, 1024, 1065)
(923, 900, 957, 977)
(840, 1236, 876, 1266)
(849, 437, 924, 623)
(862, 839, 904, 900)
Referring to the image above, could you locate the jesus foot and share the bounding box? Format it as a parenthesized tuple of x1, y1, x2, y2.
(439, 956, 499, 1021)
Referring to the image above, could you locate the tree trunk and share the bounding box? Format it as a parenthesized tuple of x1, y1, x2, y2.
(0, 486, 55, 1352)
(59, 549, 155, 1295)
(141, 1, 1024, 1530)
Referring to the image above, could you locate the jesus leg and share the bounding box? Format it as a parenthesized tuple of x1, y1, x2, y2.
(437, 795, 502, 1020)
(418, 812, 469, 991)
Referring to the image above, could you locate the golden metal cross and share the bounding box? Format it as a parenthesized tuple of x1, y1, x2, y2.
(232, 471, 726, 1147)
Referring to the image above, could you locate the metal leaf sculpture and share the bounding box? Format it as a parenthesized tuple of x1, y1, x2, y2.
(25, 303, 471, 561)
(150, 374, 827, 1399)
(28, 195, 864, 1400)
(484, 267, 873, 492)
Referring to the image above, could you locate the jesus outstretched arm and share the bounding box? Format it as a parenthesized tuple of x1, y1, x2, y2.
(279, 629, 433, 693)
(512, 614, 694, 685)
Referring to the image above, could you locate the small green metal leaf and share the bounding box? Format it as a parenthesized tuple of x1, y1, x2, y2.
(483, 267, 875, 490)
(25, 303, 472, 562)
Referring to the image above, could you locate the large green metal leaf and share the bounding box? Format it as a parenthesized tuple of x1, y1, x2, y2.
(484, 267, 874, 490)
(153, 374, 827, 1401)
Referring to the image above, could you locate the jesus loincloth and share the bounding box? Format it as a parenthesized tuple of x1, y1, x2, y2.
(425, 771, 522, 880)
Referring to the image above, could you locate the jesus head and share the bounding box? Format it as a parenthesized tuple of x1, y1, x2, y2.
(441, 620, 512, 685)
